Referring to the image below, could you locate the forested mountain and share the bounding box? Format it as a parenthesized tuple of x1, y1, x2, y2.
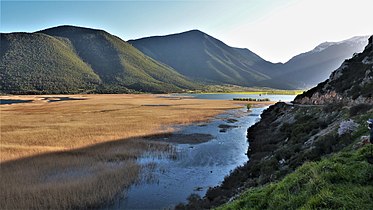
(129, 30, 281, 87)
(0, 32, 101, 94)
(130, 31, 368, 89)
(0, 26, 199, 94)
(1, 25, 369, 93)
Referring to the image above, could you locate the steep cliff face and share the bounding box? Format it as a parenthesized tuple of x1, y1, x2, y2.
(295, 36, 373, 105)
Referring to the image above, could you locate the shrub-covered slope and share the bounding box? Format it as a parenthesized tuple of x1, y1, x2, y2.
(40, 26, 198, 93)
(295, 36, 373, 104)
(219, 145, 373, 210)
(1, 26, 199, 94)
(129, 30, 281, 88)
(0, 33, 101, 94)
(177, 36, 373, 210)
(216, 36, 373, 210)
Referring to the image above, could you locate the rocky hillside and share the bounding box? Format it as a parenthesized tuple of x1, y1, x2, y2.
(177, 36, 373, 209)
(0, 26, 199, 94)
(295, 36, 373, 105)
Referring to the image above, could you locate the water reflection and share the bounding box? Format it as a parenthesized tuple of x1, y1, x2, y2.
(110, 107, 265, 210)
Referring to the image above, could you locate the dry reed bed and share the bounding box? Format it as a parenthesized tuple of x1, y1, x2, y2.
(1, 94, 243, 161)
(0, 138, 175, 209)
(0, 94, 249, 209)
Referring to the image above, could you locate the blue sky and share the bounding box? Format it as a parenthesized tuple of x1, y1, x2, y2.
(1, 0, 373, 62)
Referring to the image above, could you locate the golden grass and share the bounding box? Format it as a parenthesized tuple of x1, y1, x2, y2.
(0, 138, 175, 209)
(0, 94, 250, 162)
(1, 94, 272, 209)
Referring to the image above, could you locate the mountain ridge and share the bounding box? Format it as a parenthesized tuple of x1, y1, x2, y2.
(128, 29, 280, 87)
(130, 31, 369, 89)
(1, 25, 370, 93)
(268, 35, 369, 88)
(1, 25, 200, 94)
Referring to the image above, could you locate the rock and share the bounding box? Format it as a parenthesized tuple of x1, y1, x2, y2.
(361, 136, 370, 144)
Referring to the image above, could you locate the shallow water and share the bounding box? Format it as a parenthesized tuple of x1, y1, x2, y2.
(108, 107, 266, 210)
(0, 99, 33, 105)
(171, 93, 296, 102)
(44, 97, 86, 103)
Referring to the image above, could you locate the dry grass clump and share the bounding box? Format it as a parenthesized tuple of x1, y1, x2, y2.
(0, 138, 174, 209)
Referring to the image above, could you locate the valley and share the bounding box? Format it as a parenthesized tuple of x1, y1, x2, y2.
(1, 4, 372, 208)
(1, 26, 368, 94)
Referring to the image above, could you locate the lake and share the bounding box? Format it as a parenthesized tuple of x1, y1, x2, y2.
(171, 93, 296, 102)
(107, 94, 297, 209)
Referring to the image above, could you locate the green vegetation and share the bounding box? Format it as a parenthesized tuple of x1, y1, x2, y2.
(0, 33, 101, 94)
(1, 26, 200, 94)
(131, 31, 368, 90)
(329, 43, 373, 99)
(295, 36, 372, 102)
(129, 30, 285, 88)
(177, 101, 373, 209)
(215, 102, 373, 210)
(178, 36, 373, 210)
(218, 145, 373, 210)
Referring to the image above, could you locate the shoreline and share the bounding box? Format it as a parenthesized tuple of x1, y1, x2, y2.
(186, 91, 304, 95)
(111, 106, 265, 209)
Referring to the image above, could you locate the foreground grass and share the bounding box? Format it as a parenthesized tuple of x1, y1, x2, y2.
(218, 145, 373, 210)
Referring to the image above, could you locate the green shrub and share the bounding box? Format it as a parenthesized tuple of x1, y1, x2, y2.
(349, 104, 373, 117)
(218, 146, 373, 210)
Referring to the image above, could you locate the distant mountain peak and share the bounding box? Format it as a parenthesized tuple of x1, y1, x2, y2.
(37, 25, 107, 37)
(295, 35, 373, 105)
(183, 29, 205, 34)
(310, 35, 370, 53)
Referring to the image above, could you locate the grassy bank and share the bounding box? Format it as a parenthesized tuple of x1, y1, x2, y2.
(217, 104, 373, 210)
(218, 144, 373, 210)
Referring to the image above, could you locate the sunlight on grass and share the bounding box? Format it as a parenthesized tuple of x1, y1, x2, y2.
(0, 94, 246, 209)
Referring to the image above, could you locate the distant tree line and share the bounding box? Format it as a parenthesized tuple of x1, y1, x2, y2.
(233, 98, 270, 102)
